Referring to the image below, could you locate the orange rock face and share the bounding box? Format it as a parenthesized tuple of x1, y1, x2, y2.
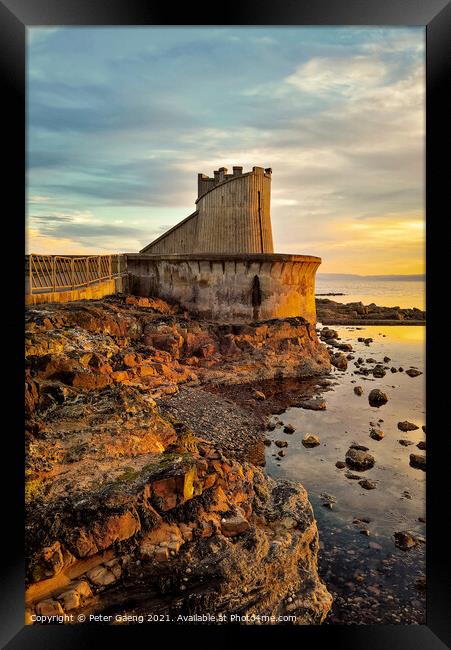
(25, 296, 331, 625)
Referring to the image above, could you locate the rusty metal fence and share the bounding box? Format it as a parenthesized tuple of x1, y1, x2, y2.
(26, 254, 126, 294)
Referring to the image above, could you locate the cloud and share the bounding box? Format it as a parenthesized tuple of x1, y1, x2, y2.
(26, 27, 425, 271)
(285, 55, 387, 97)
(27, 28, 60, 47)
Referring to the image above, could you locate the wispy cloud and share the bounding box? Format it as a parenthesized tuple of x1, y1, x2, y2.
(27, 26, 425, 273)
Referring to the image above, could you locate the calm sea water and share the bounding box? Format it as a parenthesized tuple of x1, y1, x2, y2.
(316, 276, 425, 311)
(265, 325, 426, 624)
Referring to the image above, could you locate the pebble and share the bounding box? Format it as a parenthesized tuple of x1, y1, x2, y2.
(368, 389, 388, 407)
(406, 368, 422, 378)
(359, 479, 377, 490)
(398, 421, 419, 432)
(302, 434, 321, 448)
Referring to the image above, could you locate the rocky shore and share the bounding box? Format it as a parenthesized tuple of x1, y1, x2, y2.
(25, 295, 332, 625)
(264, 322, 426, 624)
(316, 298, 425, 325)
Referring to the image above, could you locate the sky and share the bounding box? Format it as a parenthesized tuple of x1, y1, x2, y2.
(27, 27, 425, 274)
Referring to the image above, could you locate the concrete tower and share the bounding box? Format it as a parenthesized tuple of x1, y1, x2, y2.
(140, 166, 274, 255)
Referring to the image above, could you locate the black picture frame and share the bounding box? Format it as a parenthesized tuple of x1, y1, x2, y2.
(2, 1, 450, 648)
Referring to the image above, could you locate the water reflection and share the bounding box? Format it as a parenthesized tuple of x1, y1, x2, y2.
(265, 325, 426, 623)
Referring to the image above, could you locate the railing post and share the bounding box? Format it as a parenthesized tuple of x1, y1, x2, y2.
(71, 258, 74, 290)
(86, 257, 89, 285)
(51, 256, 55, 293)
(29, 255, 33, 294)
(98, 255, 101, 281)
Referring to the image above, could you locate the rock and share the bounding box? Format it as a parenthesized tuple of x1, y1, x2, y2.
(297, 398, 327, 411)
(417, 441, 426, 450)
(368, 389, 388, 407)
(302, 434, 321, 448)
(221, 513, 250, 537)
(275, 440, 288, 448)
(331, 353, 348, 371)
(345, 448, 375, 471)
(369, 428, 384, 441)
(359, 479, 377, 490)
(31, 541, 73, 580)
(35, 599, 64, 617)
(354, 386, 363, 396)
(390, 367, 398, 373)
(422, 425, 426, 433)
(283, 424, 296, 434)
(415, 576, 426, 592)
(278, 450, 285, 457)
(409, 454, 426, 471)
(353, 517, 371, 525)
(253, 390, 266, 400)
(86, 563, 121, 586)
(406, 368, 422, 378)
(264, 438, 272, 447)
(368, 542, 382, 551)
(335, 461, 346, 469)
(321, 328, 338, 340)
(24, 299, 334, 625)
(383, 357, 391, 363)
(398, 439, 414, 446)
(372, 365, 386, 378)
(58, 580, 93, 611)
(154, 546, 169, 562)
(267, 421, 276, 431)
(398, 421, 419, 432)
(350, 444, 369, 451)
(394, 531, 417, 551)
(345, 471, 361, 480)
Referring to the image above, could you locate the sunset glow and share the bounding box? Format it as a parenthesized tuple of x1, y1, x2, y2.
(27, 27, 424, 275)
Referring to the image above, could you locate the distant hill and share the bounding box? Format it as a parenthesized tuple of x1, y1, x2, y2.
(317, 274, 425, 282)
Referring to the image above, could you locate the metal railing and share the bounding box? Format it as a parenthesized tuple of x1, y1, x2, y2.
(26, 254, 126, 294)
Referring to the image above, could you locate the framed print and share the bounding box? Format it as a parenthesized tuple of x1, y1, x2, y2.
(1, 0, 450, 648)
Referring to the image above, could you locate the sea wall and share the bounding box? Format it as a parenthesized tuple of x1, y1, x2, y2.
(25, 276, 127, 306)
(126, 253, 321, 325)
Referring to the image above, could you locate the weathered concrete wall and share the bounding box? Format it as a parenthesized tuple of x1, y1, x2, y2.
(195, 167, 273, 254)
(140, 166, 274, 255)
(126, 253, 320, 325)
(25, 276, 126, 306)
(139, 211, 199, 255)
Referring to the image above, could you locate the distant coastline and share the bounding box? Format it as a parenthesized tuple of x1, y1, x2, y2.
(317, 273, 424, 282)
